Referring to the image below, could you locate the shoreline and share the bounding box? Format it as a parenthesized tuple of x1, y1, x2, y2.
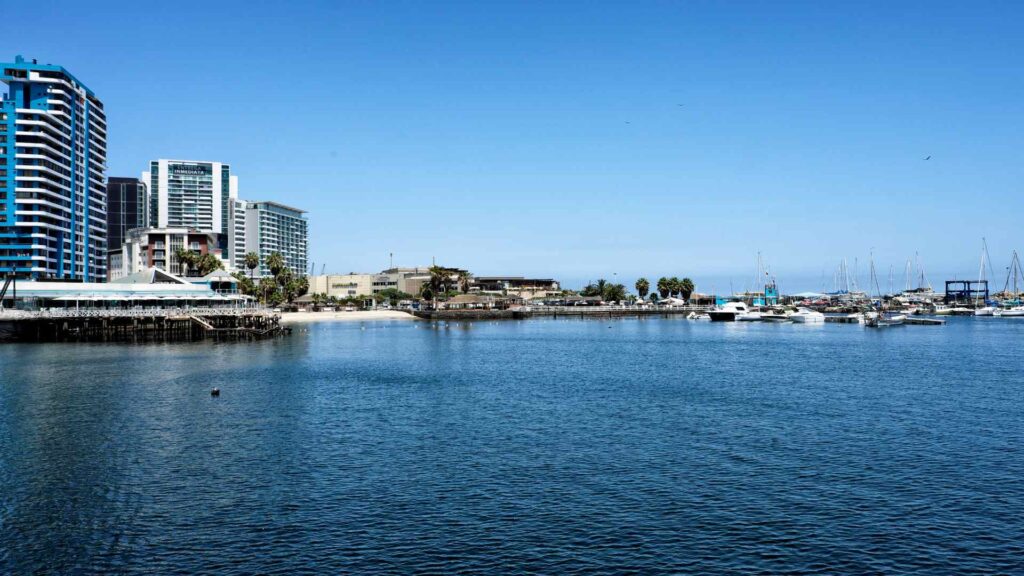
(278, 310, 417, 323)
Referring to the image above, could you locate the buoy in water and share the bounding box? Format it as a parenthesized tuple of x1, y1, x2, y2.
(211, 388, 220, 397)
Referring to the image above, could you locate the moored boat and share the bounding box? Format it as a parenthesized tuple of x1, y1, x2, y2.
(760, 309, 792, 322)
(707, 301, 751, 322)
(790, 308, 825, 323)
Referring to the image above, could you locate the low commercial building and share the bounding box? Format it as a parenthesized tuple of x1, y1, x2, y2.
(309, 267, 435, 299)
(470, 276, 561, 299)
(442, 293, 523, 310)
(107, 227, 223, 281)
(1, 267, 245, 312)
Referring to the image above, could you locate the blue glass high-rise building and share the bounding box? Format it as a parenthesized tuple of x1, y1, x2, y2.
(0, 56, 107, 281)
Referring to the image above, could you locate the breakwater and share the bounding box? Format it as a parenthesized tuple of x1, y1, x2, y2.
(414, 305, 712, 321)
(0, 308, 286, 342)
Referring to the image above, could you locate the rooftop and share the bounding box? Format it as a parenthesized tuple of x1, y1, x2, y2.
(1, 55, 95, 97)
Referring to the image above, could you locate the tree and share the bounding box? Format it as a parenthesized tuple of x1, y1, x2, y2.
(231, 271, 256, 296)
(679, 277, 695, 301)
(244, 252, 260, 280)
(669, 276, 681, 298)
(376, 288, 414, 305)
(258, 276, 278, 305)
(603, 283, 627, 303)
(420, 286, 434, 302)
(174, 248, 197, 277)
(635, 277, 650, 300)
(428, 265, 446, 296)
(194, 253, 224, 276)
(657, 277, 671, 299)
(267, 252, 285, 277)
(457, 270, 472, 294)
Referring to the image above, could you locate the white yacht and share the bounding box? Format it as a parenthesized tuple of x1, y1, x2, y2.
(790, 308, 825, 323)
(974, 306, 998, 316)
(1001, 306, 1024, 317)
(707, 301, 751, 322)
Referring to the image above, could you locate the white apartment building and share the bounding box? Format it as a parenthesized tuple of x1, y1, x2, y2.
(243, 201, 308, 278)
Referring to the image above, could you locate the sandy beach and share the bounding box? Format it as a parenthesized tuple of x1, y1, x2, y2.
(278, 310, 417, 323)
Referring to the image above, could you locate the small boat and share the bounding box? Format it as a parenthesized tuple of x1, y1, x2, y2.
(760, 309, 792, 322)
(932, 304, 954, 315)
(736, 311, 763, 322)
(1001, 306, 1024, 317)
(866, 312, 906, 327)
(708, 301, 751, 322)
(790, 308, 825, 323)
(974, 306, 998, 316)
(865, 254, 905, 328)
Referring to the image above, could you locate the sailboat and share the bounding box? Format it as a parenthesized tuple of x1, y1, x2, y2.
(865, 254, 905, 328)
(974, 239, 999, 316)
(1000, 251, 1024, 317)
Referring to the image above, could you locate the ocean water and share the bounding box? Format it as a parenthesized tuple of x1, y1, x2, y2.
(1, 317, 1022, 574)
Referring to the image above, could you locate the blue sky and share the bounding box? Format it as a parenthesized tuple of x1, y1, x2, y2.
(5, 1, 1023, 291)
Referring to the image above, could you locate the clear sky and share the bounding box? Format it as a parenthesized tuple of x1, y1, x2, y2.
(6, 1, 1023, 292)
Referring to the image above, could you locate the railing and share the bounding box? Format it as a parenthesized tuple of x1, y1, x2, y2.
(526, 304, 713, 313)
(0, 306, 276, 320)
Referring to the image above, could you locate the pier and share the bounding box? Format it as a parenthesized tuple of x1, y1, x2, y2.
(0, 308, 286, 342)
(415, 305, 712, 321)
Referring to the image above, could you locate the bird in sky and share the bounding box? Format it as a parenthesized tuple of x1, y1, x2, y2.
(924, 155, 931, 160)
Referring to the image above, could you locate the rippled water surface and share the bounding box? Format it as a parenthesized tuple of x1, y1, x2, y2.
(2, 317, 1023, 574)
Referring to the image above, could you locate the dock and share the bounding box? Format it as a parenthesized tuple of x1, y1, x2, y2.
(904, 316, 946, 325)
(0, 308, 287, 342)
(825, 315, 862, 324)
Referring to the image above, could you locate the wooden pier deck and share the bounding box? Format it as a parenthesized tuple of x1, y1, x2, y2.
(0, 308, 287, 342)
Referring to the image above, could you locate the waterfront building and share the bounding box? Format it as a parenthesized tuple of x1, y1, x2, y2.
(1, 55, 108, 281)
(243, 201, 307, 277)
(106, 177, 148, 252)
(308, 267, 501, 299)
(0, 267, 245, 311)
(108, 227, 222, 281)
(309, 267, 432, 299)
(144, 159, 238, 258)
(228, 199, 248, 272)
(471, 276, 561, 299)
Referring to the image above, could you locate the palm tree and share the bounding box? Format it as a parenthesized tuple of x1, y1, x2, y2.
(457, 270, 472, 294)
(657, 277, 670, 299)
(596, 278, 608, 297)
(669, 276, 681, 298)
(635, 277, 650, 300)
(258, 276, 277, 305)
(428, 265, 448, 298)
(679, 277, 695, 301)
(174, 248, 197, 277)
(194, 253, 224, 276)
(244, 252, 260, 280)
(603, 283, 627, 303)
(267, 252, 285, 278)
